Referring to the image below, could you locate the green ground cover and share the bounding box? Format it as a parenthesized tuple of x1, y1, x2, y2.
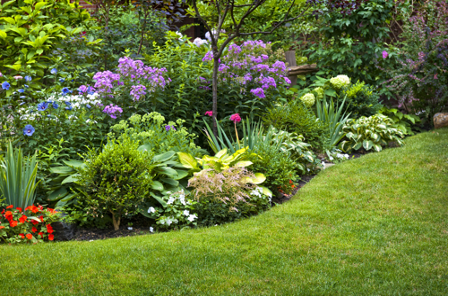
(1, 129, 447, 296)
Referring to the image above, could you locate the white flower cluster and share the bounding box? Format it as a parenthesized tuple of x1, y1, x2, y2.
(192, 37, 208, 47)
(330, 75, 351, 89)
(166, 190, 189, 206)
(250, 187, 272, 203)
(300, 93, 316, 107)
(49, 93, 102, 109)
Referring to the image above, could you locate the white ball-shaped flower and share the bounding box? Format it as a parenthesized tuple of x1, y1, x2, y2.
(300, 93, 316, 107)
(330, 75, 351, 89)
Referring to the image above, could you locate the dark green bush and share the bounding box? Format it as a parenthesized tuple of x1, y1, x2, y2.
(248, 141, 298, 195)
(339, 81, 383, 118)
(263, 101, 325, 149)
(76, 136, 154, 230)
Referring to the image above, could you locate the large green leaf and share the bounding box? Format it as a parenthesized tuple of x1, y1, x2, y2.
(177, 152, 199, 170)
(47, 187, 68, 201)
(49, 166, 74, 174)
(153, 151, 176, 163)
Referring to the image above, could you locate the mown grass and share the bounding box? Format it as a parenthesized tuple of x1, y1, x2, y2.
(1, 129, 447, 295)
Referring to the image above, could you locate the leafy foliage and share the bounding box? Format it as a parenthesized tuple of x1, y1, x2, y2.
(306, 0, 395, 91)
(0, 0, 92, 86)
(263, 100, 325, 149)
(378, 107, 421, 136)
(75, 136, 188, 230)
(0, 142, 39, 209)
(188, 167, 271, 226)
(340, 114, 404, 153)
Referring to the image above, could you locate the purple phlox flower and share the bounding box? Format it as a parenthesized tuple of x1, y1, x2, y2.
(382, 51, 388, 59)
(78, 85, 88, 94)
(165, 125, 176, 131)
(202, 51, 213, 62)
(103, 104, 123, 119)
(250, 88, 265, 99)
(261, 54, 269, 61)
(251, 56, 263, 64)
(23, 124, 35, 136)
(130, 84, 147, 101)
(258, 76, 276, 89)
(37, 102, 49, 111)
(228, 44, 242, 55)
(272, 61, 287, 71)
(283, 77, 292, 84)
(218, 64, 230, 72)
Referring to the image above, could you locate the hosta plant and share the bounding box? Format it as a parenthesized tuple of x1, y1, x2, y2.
(339, 114, 405, 153)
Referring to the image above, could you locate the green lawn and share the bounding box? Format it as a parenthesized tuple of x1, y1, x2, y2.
(1, 129, 447, 295)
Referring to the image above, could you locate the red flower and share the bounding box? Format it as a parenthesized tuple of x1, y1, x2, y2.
(31, 219, 39, 225)
(0, 226, 5, 229)
(38, 232, 44, 238)
(10, 220, 18, 227)
(19, 214, 28, 223)
(16, 207, 23, 212)
(32, 226, 37, 233)
(1, 209, 4, 215)
(46, 224, 54, 234)
(48, 234, 54, 241)
(38, 205, 43, 211)
(4, 211, 13, 221)
(25, 205, 39, 213)
(19, 233, 25, 239)
(26, 234, 32, 240)
(39, 215, 44, 222)
(6, 205, 13, 209)
(47, 208, 57, 214)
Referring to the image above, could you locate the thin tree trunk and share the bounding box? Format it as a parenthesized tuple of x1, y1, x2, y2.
(111, 211, 120, 231)
(212, 56, 219, 137)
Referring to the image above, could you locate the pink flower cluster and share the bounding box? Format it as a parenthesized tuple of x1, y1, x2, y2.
(230, 113, 241, 123)
(130, 85, 147, 101)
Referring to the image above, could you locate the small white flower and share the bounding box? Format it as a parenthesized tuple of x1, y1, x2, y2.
(307, 168, 311, 172)
(179, 194, 186, 205)
(128, 227, 133, 230)
(187, 214, 197, 222)
(148, 207, 155, 213)
(183, 210, 190, 216)
(321, 161, 326, 167)
(344, 154, 349, 159)
(329, 156, 334, 161)
(149, 227, 154, 233)
(167, 197, 175, 204)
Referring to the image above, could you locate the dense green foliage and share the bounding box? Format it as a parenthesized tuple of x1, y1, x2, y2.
(0, 0, 91, 87)
(263, 100, 325, 149)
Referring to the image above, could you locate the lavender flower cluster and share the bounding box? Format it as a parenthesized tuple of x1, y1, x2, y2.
(202, 40, 290, 99)
(93, 57, 170, 101)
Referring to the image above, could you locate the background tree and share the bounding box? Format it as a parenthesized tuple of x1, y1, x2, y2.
(186, 0, 319, 136)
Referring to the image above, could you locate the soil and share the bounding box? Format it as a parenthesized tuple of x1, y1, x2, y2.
(72, 225, 154, 241)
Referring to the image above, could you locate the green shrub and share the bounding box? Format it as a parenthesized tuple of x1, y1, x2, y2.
(263, 100, 325, 149)
(188, 167, 271, 227)
(75, 136, 188, 230)
(378, 107, 421, 136)
(109, 112, 205, 158)
(248, 141, 298, 194)
(339, 114, 405, 153)
(340, 81, 383, 118)
(0, 0, 92, 89)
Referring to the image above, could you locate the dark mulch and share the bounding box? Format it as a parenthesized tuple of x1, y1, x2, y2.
(73, 225, 153, 241)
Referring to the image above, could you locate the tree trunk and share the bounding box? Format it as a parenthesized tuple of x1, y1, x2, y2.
(212, 56, 220, 137)
(111, 211, 120, 231)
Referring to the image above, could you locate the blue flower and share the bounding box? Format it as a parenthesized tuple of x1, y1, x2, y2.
(1, 81, 10, 90)
(86, 104, 91, 109)
(19, 96, 26, 99)
(24, 75, 32, 82)
(24, 84, 29, 88)
(61, 87, 71, 95)
(50, 68, 57, 74)
(19, 102, 26, 105)
(37, 102, 49, 111)
(64, 101, 72, 110)
(52, 102, 59, 109)
(18, 89, 24, 93)
(59, 78, 65, 83)
(23, 124, 35, 136)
